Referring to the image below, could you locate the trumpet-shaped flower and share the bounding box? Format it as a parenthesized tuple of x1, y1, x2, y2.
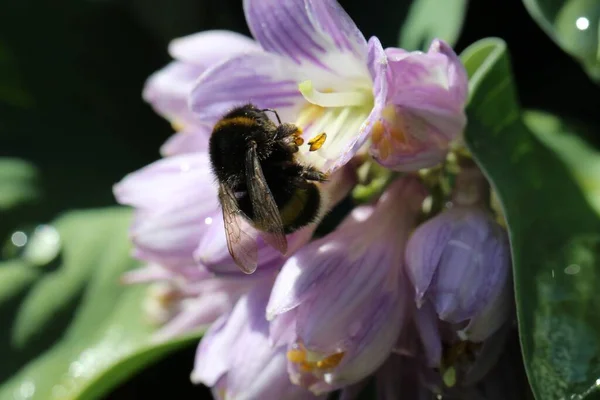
(143, 30, 259, 133)
(405, 166, 511, 342)
(191, 279, 322, 400)
(122, 262, 267, 342)
(190, 0, 467, 175)
(266, 176, 427, 393)
(369, 41, 468, 171)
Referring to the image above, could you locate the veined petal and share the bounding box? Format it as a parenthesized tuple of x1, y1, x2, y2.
(192, 279, 320, 399)
(369, 39, 468, 171)
(145, 30, 259, 128)
(370, 106, 453, 171)
(458, 272, 513, 342)
(385, 39, 467, 105)
(243, 0, 367, 76)
(299, 37, 386, 174)
(153, 292, 232, 342)
(114, 153, 219, 266)
(270, 176, 428, 392)
(191, 313, 242, 386)
(190, 51, 304, 125)
(168, 30, 259, 67)
(159, 126, 211, 157)
(405, 209, 455, 304)
(121, 263, 176, 284)
(406, 205, 511, 325)
(143, 61, 205, 128)
(194, 212, 315, 276)
(114, 153, 212, 210)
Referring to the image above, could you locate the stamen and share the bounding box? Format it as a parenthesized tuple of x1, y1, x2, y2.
(287, 348, 306, 363)
(296, 103, 324, 129)
(315, 352, 344, 369)
(299, 80, 371, 108)
(295, 137, 305, 146)
(287, 343, 345, 374)
(308, 133, 327, 151)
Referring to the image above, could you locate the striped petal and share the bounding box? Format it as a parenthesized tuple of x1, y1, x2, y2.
(113, 153, 219, 267)
(159, 126, 211, 157)
(143, 61, 205, 128)
(243, 0, 367, 77)
(369, 39, 468, 171)
(190, 51, 305, 125)
(168, 30, 259, 67)
(144, 30, 259, 128)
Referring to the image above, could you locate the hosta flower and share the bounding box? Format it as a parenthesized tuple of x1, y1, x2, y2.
(369, 41, 468, 171)
(189, 0, 466, 175)
(266, 176, 427, 393)
(191, 278, 322, 400)
(143, 30, 259, 134)
(114, 151, 219, 268)
(405, 166, 511, 342)
(122, 262, 270, 341)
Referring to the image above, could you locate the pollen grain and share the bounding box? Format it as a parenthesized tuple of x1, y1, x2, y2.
(287, 348, 306, 363)
(308, 132, 327, 151)
(371, 120, 385, 143)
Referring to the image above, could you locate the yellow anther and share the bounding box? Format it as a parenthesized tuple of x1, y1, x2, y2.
(315, 352, 344, 369)
(287, 348, 306, 363)
(371, 121, 384, 144)
(308, 133, 327, 151)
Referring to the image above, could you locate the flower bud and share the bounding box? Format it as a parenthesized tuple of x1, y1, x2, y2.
(405, 204, 511, 341)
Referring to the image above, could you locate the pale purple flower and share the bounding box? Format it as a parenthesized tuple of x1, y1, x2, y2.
(143, 30, 259, 133)
(405, 166, 511, 342)
(266, 176, 427, 394)
(114, 152, 220, 268)
(191, 278, 322, 400)
(369, 40, 468, 171)
(122, 263, 265, 342)
(189, 0, 464, 176)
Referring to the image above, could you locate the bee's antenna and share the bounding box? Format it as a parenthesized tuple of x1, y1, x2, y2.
(261, 108, 282, 125)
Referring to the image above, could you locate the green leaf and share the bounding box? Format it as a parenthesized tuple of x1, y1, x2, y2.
(0, 158, 40, 212)
(461, 38, 600, 399)
(523, 0, 600, 81)
(0, 208, 201, 400)
(398, 0, 469, 50)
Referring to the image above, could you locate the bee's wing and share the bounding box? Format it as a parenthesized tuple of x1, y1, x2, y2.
(218, 184, 259, 274)
(246, 143, 288, 255)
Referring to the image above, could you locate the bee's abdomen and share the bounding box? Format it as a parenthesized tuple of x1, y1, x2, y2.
(280, 184, 322, 234)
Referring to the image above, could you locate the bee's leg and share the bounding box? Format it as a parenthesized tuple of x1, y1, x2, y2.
(299, 166, 328, 182)
(275, 123, 303, 142)
(261, 108, 282, 125)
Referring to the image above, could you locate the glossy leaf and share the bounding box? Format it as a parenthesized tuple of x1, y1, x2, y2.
(0, 158, 40, 212)
(0, 208, 201, 400)
(398, 0, 469, 50)
(461, 38, 600, 399)
(523, 0, 600, 81)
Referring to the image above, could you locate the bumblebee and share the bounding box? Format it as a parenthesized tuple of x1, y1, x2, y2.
(209, 103, 328, 273)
